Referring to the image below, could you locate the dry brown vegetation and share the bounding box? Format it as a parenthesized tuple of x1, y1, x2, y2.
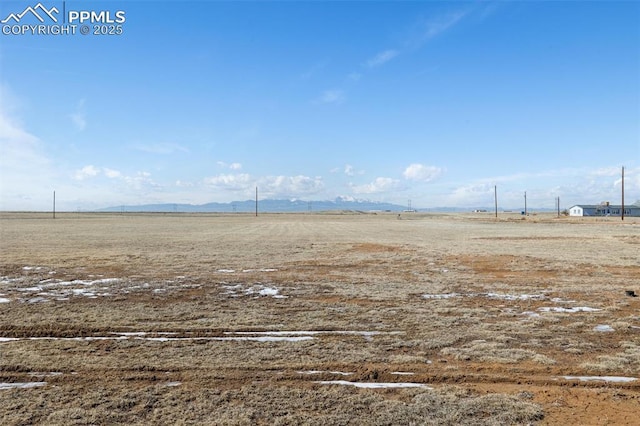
(1, 211, 639, 425)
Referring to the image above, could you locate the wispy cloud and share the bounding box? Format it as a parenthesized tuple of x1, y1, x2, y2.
(69, 99, 86, 131)
(133, 142, 189, 154)
(443, 166, 640, 208)
(355, 8, 471, 79)
(0, 103, 55, 210)
(103, 168, 122, 179)
(300, 60, 329, 81)
(347, 72, 362, 82)
(422, 10, 469, 41)
(317, 89, 345, 104)
(366, 49, 399, 68)
(345, 164, 365, 176)
(217, 161, 243, 170)
(344, 164, 355, 177)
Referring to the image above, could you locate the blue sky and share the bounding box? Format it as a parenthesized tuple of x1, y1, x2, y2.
(1, 1, 638, 210)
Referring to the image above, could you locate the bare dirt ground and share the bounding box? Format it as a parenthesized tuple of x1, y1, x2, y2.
(1, 212, 638, 425)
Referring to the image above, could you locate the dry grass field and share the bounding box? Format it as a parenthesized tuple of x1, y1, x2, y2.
(1, 211, 639, 425)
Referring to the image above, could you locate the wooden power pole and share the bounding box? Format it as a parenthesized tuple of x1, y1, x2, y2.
(622, 166, 625, 221)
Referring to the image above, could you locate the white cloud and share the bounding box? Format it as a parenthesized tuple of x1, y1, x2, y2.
(439, 166, 640, 209)
(447, 183, 496, 206)
(591, 167, 620, 177)
(0, 105, 55, 210)
(217, 161, 243, 170)
(73, 165, 161, 193)
(103, 168, 122, 179)
(204, 173, 253, 191)
(318, 89, 345, 104)
(70, 99, 86, 131)
(123, 171, 161, 192)
(351, 177, 404, 194)
(259, 175, 324, 198)
(403, 164, 444, 182)
(332, 164, 364, 176)
(366, 49, 399, 67)
(202, 173, 324, 199)
(74, 165, 100, 180)
(344, 164, 355, 177)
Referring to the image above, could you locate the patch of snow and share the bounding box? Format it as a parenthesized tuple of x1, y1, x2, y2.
(113, 332, 148, 336)
(422, 293, 459, 299)
(485, 293, 545, 301)
(0, 298, 10, 303)
(90, 278, 120, 285)
(316, 380, 431, 389)
(551, 297, 576, 303)
(538, 307, 601, 313)
(28, 372, 62, 377)
(521, 311, 541, 318)
(560, 376, 637, 383)
(3, 335, 311, 343)
(391, 372, 415, 376)
(222, 284, 242, 289)
(227, 331, 322, 336)
(216, 336, 312, 342)
(0, 382, 46, 390)
(17, 286, 43, 292)
(165, 381, 182, 387)
(260, 268, 278, 272)
(593, 324, 614, 332)
(22, 266, 44, 271)
(258, 287, 279, 297)
(27, 297, 48, 303)
(298, 371, 353, 376)
(217, 269, 236, 273)
(226, 330, 402, 338)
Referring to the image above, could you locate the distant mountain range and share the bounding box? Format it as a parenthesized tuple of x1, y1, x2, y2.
(99, 198, 409, 213)
(97, 198, 566, 213)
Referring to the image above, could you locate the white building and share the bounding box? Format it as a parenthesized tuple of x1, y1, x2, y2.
(569, 204, 640, 217)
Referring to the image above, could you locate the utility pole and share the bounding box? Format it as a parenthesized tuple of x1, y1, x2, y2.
(622, 166, 625, 221)
(494, 185, 498, 218)
(53, 190, 56, 219)
(556, 196, 560, 217)
(255, 187, 258, 217)
(524, 191, 527, 216)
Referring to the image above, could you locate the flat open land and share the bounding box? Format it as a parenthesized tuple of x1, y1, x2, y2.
(1, 212, 639, 425)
